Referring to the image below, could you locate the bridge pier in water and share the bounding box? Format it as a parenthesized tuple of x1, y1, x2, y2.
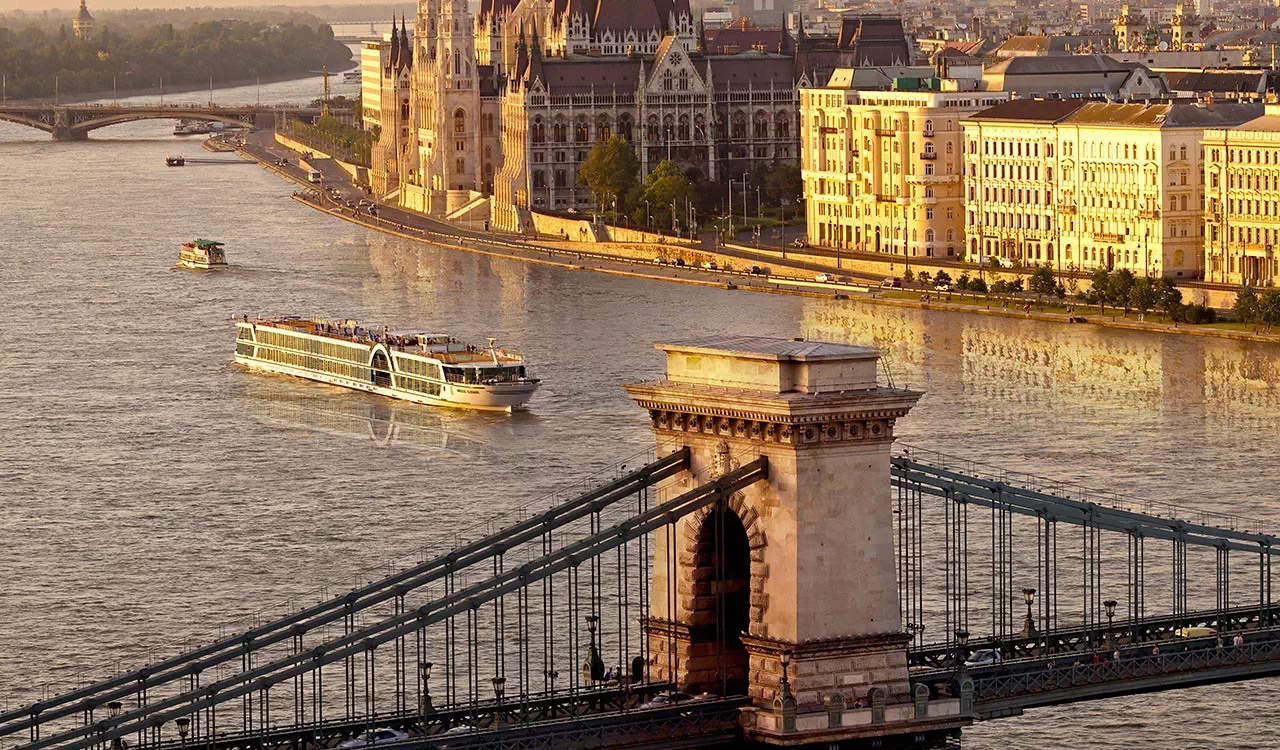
(626, 336, 969, 747)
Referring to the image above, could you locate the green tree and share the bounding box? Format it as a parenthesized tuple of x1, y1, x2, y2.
(1088, 268, 1111, 312)
(579, 137, 640, 216)
(1155, 277, 1182, 315)
(1029, 266, 1055, 297)
(956, 273, 971, 290)
(917, 271, 933, 285)
(1235, 284, 1260, 326)
(969, 277, 988, 294)
(763, 162, 802, 207)
(1130, 278, 1158, 318)
(934, 270, 953, 286)
(1108, 269, 1136, 314)
(633, 159, 695, 232)
(1260, 290, 1280, 331)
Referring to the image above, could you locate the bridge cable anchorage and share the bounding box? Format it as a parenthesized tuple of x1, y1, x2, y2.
(18, 456, 767, 750)
(1, 447, 691, 743)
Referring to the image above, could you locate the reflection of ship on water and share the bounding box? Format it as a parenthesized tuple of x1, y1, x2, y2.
(1205, 347, 1280, 415)
(244, 383, 503, 454)
(801, 301, 929, 372)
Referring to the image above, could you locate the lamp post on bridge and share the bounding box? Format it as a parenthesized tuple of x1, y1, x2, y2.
(1021, 587, 1037, 644)
(175, 717, 189, 749)
(491, 676, 506, 727)
(1104, 599, 1118, 651)
(108, 701, 123, 750)
(954, 630, 970, 679)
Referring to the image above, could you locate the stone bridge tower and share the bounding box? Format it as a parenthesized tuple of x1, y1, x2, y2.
(626, 336, 966, 746)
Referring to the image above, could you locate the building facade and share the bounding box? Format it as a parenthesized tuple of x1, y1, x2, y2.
(73, 0, 94, 41)
(374, 0, 804, 227)
(964, 99, 1259, 278)
(801, 72, 1006, 260)
(369, 21, 414, 195)
(1202, 103, 1280, 287)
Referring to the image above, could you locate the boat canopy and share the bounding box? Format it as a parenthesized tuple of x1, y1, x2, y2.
(193, 239, 225, 248)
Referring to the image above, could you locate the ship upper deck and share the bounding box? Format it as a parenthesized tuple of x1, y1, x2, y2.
(247, 318, 525, 367)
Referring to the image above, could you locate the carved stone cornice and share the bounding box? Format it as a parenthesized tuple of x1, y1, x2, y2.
(625, 382, 921, 447)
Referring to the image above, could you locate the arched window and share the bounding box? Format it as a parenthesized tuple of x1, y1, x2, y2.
(694, 114, 706, 141)
(753, 111, 769, 139)
(575, 116, 589, 143)
(925, 229, 935, 243)
(453, 109, 466, 134)
(596, 114, 611, 141)
(678, 69, 689, 91)
(924, 119, 934, 135)
(618, 114, 634, 141)
(532, 170, 546, 188)
(662, 70, 673, 91)
(532, 117, 545, 143)
(775, 111, 790, 139)
(646, 115, 660, 141)
(731, 111, 747, 139)
(677, 114, 690, 140)
(553, 118, 567, 142)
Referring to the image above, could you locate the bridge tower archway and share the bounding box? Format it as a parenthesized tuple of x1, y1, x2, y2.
(685, 499, 755, 695)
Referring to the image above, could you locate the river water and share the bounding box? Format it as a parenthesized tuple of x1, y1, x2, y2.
(2, 73, 1280, 748)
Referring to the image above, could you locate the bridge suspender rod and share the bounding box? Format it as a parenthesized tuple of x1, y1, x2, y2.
(40, 459, 768, 750)
(0, 447, 691, 740)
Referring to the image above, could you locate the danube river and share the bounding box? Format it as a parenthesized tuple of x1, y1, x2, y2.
(2, 74, 1280, 749)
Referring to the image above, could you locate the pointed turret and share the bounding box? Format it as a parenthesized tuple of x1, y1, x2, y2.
(400, 14, 413, 69)
(515, 26, 530, 82)
(389, 17, 401, 72)
(528, 24, 544, 81)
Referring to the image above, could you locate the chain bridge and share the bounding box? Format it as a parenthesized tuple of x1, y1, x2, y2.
(4, 336, 1280, 749)
(0, 105, 322, 141)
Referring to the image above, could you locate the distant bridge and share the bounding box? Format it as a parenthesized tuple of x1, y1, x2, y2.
(0, 104, 324, 141)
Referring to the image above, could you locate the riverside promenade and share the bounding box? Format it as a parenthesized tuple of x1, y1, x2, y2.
(239, 131, 1280, 346)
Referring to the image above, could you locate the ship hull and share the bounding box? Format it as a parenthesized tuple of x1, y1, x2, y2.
(235, 355, 536, 412)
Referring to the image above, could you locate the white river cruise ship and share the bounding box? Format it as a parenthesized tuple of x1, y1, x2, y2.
(234, 317, 540, 412)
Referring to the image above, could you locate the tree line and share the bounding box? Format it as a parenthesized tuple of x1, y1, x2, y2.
(0, 18, 352, 99)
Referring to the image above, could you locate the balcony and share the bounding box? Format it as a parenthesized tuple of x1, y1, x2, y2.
(919, 151, 937, 160)
(1093, 232, 1126, 243)
(875, 128, 897, 136)
(1137, 209, 1161, 220)
(1057, 203, 1077, 215)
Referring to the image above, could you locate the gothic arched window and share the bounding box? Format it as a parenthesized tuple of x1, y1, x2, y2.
(454, 109, 466, 134)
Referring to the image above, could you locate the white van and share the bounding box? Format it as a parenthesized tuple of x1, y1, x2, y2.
(307, 170, 322, 184)
(815, 273, 834, 283)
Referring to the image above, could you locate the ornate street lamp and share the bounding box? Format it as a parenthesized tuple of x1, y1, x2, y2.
(491, 676, 506, 727)
(955, 630, 970, 677)
(175, 717, 190, 749)
(545, 669, 559, 696)
(1021, 588, 1038, 639)
(1104, 599, 1118, 650)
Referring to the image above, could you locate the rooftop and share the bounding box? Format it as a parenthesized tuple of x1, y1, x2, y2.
(658, 336, 879, 361)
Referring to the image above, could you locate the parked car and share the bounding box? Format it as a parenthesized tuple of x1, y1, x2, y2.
(881, 277, 902, 288)
(934, 283, 952, 292)
(791, 237, 808, 248)
(815, 273, 834, 283)
(337, 728, 410, 748)
(701, 261, 717, 270)
(964, 649, 1004, 667)
(653, 257, 667, 264)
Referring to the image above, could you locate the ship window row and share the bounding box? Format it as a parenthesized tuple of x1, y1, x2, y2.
(399, 376, 443, 397)
(254, 347, 370, 381)
(254, 330, 366, 362)
(395, 357, 444, 381)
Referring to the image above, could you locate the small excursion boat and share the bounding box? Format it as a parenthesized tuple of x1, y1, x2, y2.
(234, 317, 540, 412)
(179, 239, 228, 269)
(166, 156, 185, 167)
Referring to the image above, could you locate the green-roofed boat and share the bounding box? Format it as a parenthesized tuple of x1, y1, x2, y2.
(179, 239, 228, 270)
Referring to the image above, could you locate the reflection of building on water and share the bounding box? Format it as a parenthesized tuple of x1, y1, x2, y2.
(801, 301, 930, 376)
(1205, 348, 1280, 414)
(962, 327, 1164, 406)
(245, 383, 499, 454)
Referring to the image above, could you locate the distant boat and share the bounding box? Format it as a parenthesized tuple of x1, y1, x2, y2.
(179, 239, 228, 270)
(343, 70, 361, 83)
(166, 156, 185, 167)
(174, 120, 241, 136)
